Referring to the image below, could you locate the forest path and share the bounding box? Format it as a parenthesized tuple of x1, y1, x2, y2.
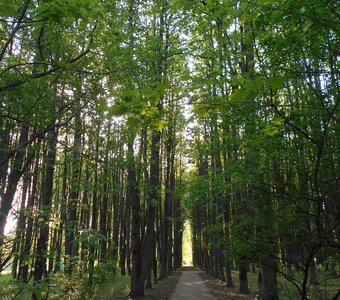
(170, 269, 215, 300)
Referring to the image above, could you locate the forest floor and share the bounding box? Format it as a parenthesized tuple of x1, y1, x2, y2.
(197, 271, 255, 300)
(128, 269, 182, 300)
(118, 267, 256, 300)
(170, 268, 214, 299)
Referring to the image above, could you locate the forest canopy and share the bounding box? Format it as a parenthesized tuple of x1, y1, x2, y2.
(0, 0, 339, 299)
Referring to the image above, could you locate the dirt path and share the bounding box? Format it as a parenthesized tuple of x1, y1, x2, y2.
(170, 270, 215, 300)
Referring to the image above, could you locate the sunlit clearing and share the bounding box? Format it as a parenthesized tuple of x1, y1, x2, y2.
(182, 220, 193, 266)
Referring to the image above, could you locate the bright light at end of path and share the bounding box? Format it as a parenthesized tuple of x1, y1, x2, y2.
(182, 220, 193, 266)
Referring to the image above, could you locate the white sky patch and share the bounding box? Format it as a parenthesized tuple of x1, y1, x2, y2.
(4, 214, 17, 236)
(4, 188, 21, 236)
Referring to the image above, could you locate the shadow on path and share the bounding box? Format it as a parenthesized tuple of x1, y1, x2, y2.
(170, 268, 215, 300)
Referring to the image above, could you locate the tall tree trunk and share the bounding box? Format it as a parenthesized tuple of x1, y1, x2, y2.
(11, 172, 30, 278)
(0, 108, 11, 201)
(239, 262, 250, 294)
(119, 183, 126, 276)
(19, 149, 40, 282)
(173, 198, 182, 270)
(160, 121, 174, 279)
(65, 110, 82, 275)
(100, 152, 109, 261)
(131, 128, 160, 296)
(32, 127, 58, 298)
(112, 168, 120, 263)
(129, 134, 143, 296)
(0, 125, 29, 268)
(88, 120, 100, 287)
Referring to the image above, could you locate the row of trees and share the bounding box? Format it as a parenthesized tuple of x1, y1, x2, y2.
(0, 0, 339, 299)
(186, 1, 339, 300)
(1, 0, 188, 298)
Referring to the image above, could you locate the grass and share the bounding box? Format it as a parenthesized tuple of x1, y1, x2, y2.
(0, 271, 131, 300)
(0, 273, 21, 299)
(230, 269, 340, 300)
(233, 270, 300, 300)
(95, 273, 130, 299)
(1, 267, 339, 300)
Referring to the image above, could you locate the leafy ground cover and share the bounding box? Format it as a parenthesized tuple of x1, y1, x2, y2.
(198, 269, 340, 300)
(1, 267, 338, 299)
(0, 271, 130, 299)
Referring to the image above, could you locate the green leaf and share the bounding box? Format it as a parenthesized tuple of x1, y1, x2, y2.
(229, 89, 247, 102)
(141, 87, 158, 103)
(272, 116, 284, 125)
(141, 106, 159, 117)
(108, 103, 128, 116)
(263, 124, 279, 136)
(194, 105, 209, 119)
(38, 0, 96, 22)
(122, 89, 138, 103)
(156, 80, 170, 92)
(0, 2, 18, 17)
(141, 87, 155, 98)
(149, 119, 168, 131)
(126, 116, 140, 129)
(97, 98, 107, 113)
(269, 78, 285, 91)
(172, 0, 194, 11)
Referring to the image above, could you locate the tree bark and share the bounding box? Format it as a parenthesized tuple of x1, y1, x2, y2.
(65, 110, 82, 275)
(129, 135, 143, 296)
(32, 127, 58, 298)
(0, 125, 29, 268)
(19, 149, 40, 282)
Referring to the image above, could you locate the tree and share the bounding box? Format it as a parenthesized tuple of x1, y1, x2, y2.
(0, 1, 338, 299)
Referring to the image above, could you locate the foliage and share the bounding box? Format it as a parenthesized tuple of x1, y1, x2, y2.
(0, 0, 339, 299)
